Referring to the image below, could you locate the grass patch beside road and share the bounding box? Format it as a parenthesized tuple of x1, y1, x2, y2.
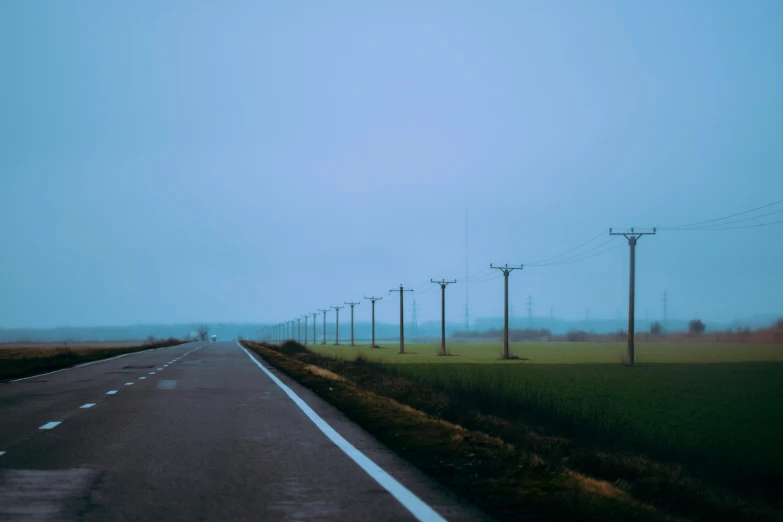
(0, 338, 186, 381)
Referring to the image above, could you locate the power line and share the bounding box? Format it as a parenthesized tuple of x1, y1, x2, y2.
(528, 229, 609, 265)
(663, 198, 783, 229)
(661, 209, 783, 230)
(529, 236, 621, 266)
(662, 219, 783, 231)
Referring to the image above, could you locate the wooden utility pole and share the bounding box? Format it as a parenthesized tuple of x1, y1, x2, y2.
(364, 296, 383, 348)
(610, 227, 656, 365)
(344, 301, 361, 346)
(297, 318, 301, 343)
(330, 305, 344, 345)
(318, 309, 329, 344)
(431, 279, 457, 356)
(302, 315, 309, 344)
(490, 263, 524, 359)
(389, 285, 414, 354)
(311, 312, 318, 346)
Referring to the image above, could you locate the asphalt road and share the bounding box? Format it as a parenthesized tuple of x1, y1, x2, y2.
(0, 341, 489, 521)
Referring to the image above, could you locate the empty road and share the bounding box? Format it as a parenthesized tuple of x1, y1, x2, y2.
(0, 341, 488, 521)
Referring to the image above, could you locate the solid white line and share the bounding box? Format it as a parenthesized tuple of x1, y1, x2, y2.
(39, 422, 61, 430)
(10, 347, 158, 382)
(237, 342, 445, 522)
(80, 403, 95, 409)
(106, 390, 118, 395)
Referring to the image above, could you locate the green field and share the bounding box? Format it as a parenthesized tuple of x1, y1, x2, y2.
(312, 341, 783, 364)
(311, 341, 783, 486)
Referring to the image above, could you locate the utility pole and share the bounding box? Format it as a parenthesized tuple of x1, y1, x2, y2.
(311, 312, 318, 346)
(527, 295, 533, 328)
(389, 285, 414, 354)
(344, 301, 360, 346)
(319, 309, 329, 344)
(297, 317, 301, 343)
(302, 315, 309, 344)
(431, 279, 456, 356)
(364, 296, 382, 348)
(490, 263, 524, 359)
(610, 227, 656, 366)
(330, 305, 344, 345)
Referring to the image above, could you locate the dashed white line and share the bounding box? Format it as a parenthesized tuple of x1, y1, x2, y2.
(39, 422, 61, 430)
(125, 382, 134, 386)
(0, 451, 6, 456)
(80, 403, 95, 409)
(106, 390, 118, 395)
(139, 377, 146, 380)
(156, 368, 163, 371)
(149, 372, 156, 375)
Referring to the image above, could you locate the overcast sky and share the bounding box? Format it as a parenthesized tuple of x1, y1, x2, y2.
(2, 1, 782, 329)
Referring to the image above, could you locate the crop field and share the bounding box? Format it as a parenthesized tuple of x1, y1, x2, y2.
(312, 340, 783, 364)
(311, 341, 783, 490)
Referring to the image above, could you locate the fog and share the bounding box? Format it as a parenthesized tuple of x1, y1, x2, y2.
(2, 1, 781, 331)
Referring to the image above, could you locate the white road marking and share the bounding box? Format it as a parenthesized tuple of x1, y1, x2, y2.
(80, 403, 95, 409)
(156, 368, 163, 371)
(149, 372, 156, 375)
(125, 382, 134, 386)
(106, 390, 118, 395)
(139, 377, 146, 380)
(237, 343, 446, 522)
(0, 451, 6, 456)
(10, 347, 159, 382)
(39, 422, 61, 430)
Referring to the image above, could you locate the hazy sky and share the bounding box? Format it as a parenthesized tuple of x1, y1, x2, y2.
(2, 1, 782, 328)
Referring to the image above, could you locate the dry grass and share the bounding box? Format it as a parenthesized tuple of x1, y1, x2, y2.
(0, 338, 185, 381)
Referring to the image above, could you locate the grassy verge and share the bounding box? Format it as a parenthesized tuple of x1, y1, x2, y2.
(242, 342, 670, 521)
(0, 338, 186, 381)
(243, 340, 781, 522)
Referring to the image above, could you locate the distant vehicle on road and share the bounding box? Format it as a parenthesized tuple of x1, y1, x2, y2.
(210, 335, 217, 342)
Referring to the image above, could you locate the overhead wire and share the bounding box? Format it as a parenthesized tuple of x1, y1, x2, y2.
(527, 229, 609, 265)
(528, 236, 620, 266)
(661, 198, 783, 230)
(664, 219, 783, 231)
(661, 209, 783, 230)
